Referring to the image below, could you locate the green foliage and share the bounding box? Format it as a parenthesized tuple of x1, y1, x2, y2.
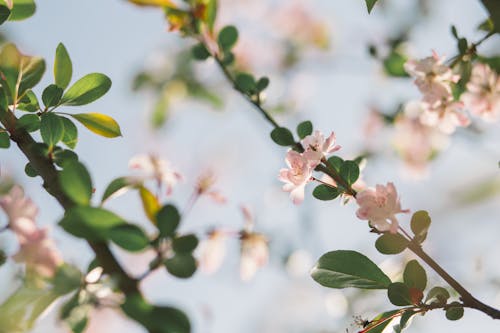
(42, 84, 63, 108)
(17, 90, 40, 112)
(339, 160, 360, 185)
(403, 260, 427, 291)
(191, 43, 211, 60)
(364, 0, 378, 14)
(60, 116, 78, 149)
(296, 120, 313, 139)
(481, 0, 500, 33)
(60, 293, 89, 333)
(24, 162, 38, 177)
(19, 56, 46, 96)
(410, 210, 431, 243)
(383, 51, 409, 77)
(425, 286, 450, 305)
(270, 127, 295, 146)
(0, 249, 6, 266)
(0, 131, 10, 148)
(327, 156, 343, 172)
(54, 43, 73, 89)
(60, 73, 111, 106)
(446, 302, 464, 320)
(101, 176, 139, 203)
(59, 160, 93, 206)
(51, 264, 83, 295)
(255, 77, 269, 92)
(17, 114, 40, 132)
(165, 253, 197, 278)
(59, 206, 126, 241)
(365, 310, 400, 333)
(172, 234, 198, 253)
(156, 204, 181, 237)
(375, 233, 409, 254)
(0, 5, 10, 25)
(109, 224, 150, 252)
(218, 25, 238, 51)
(312, 184, 340, 201)
(387, 282, 412, 306)
(40, 112, 64, 148)
(234, 72, 256, 94)
(69, 113, 122, 138)
(0, 0, 36, 21)
(311, 250, 392, 289)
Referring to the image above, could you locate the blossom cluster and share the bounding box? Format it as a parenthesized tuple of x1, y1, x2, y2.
(0, 186, 62, 277)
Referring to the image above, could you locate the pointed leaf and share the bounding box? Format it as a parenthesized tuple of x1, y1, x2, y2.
(139, 186, 160, 224)
(59, 160, 93, 206)
(40, 112, 64, 148)
(108, 224, 150, 252)
(69, 113, 121, 138)
(101, 176, 140, 203)
(54, 43, 72, 89)
(60, 73, 111, 106)
(59, 206, 126, 240)
(60, 116, 78, 149)
(403, 260, 427, 291)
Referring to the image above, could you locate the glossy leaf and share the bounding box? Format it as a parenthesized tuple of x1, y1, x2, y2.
(54, 43, 73, 89)
(296, 120, 313, 139)
(40, 112, 64, 148)
(69, 113, 122, 138)
(2, 0, 35, 21)
(339, 160, 360, 185)
(270, 127, 295, 146)
(59, 206, 126, 240)
(311, 250, 391, 289)
(375, 233, 409, 254)
(172, 234, 198, 253)
(156, 204, 180, 237)
(59, 160, 93, 206)
(327, 156, 343, 172)
(425, 286, 450, 305)
(139, 186, 160, 224)
(165, 254, 197, 278)
(109, 224, 150, 252)
(19, 56, 46, 95)
(403, 260, 427, 291)
(387, 282, 412, 306)
(312, 184, 340, 201)
(60, 73, 111, 106)
(101, 176, 139, 203)
(60, 116, 78, 149)
(218, 25, 238, 50)
(42, 84, 63, 108)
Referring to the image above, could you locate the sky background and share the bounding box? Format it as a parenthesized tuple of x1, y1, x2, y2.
(1, 0, 500, 332)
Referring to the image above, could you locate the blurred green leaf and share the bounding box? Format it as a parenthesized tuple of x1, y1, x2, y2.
(40, 112, 64, 148)
(59, 206, 126, 240)
(102, 176, 139, 203)
(425, 286, 450, 305)
(0, 131, 10, 148)
(270, 127, 295, 146)
(218, 25, 238, 51)
(296, 120, 313, 139)
(165, 253, 197, 278)
(312, 184, 340, 201)
(0, 5, 10, 25)
(172, 234, 198, 253)
(191, 43, 210, 60)
(410, 210, 431, 241)
(69, 113, 122, 138)
(0, 0, 36, 21)
(481, 0, 500, 33)
(156, 204, 180, 237)
(59, 160, 93, 206)
(375, 233, 409, 254)
(52, 264, 83, 295)
(109, 224, 150, 252)
(383, 51, 409, 77)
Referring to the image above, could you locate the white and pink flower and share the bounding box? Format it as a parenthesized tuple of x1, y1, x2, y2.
(461, 63, 500, 122)
(129, 154, 182, 195)
(419, 100, 470, 134)
(240, 231, 269, 281)
(198, 229, 228, 275)
(278, 150, 313, 205)
(301, 130, 341, 167)
(355, 182, 409, 234)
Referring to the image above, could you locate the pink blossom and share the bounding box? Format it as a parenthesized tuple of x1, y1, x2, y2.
(404, 52, 459, 107)
(0, 186, 39, 242)
(278, 150, 313, 204)
(355, 182, 409, 234)
(240, 231, 269, 281)
(461, 63, 500, 122)
(195, 171, 226, 204)
(301, 130, 341, 167)
(198, 230, 227, 275)
(129, 154, 182, 195)
(419, 100, 470, 134)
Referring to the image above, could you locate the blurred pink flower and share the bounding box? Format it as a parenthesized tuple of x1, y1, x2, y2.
(240, 231, 269, 281)
(362, 108, 385, 144)
(198, 230, 228, 275)
(355, 182, 409, 234)
(404, 52, 459, 107)
(129, 154, 182, 195)
(195, 171, 226, 204)
(278, 150, 313, 204)
(301, 130, 341, 167)
(461, 63, 500, 122)
(0, 186, 39, 242)
(419, 100, 470, 134)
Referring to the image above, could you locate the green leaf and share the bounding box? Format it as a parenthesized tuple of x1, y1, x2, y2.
(17, 114, 40, 132)
(52, 264, 83, 295)
(327, 156, 343, 172)
(42, 84, 63, 108)
(2, 0, 36, 21)
(365, 0, 378, 14)
(17, 90, 40, 112)
(425, 286, 450, 304)
(0, 43, 22, 101)
(40, 112, 64, 148)
(339, 160, 360, 185)
(60, 73, 111, 106)
(191, 43, 211, 60)
(108, 224, 150, 252)
(234, 72, 255, 93)
(60, 116, 78, 149)
(69, 113, 122, 138)
(139, 186, 160, 224)
(101, 176, 139, 203)
(311, 250, 391, 289)
(375, 233, 409, 254)
(403, 260, 427, 291)
(481, 0, 500, 33)
(218, 25, 238, 50)
(312, 184, 340, 201)
(59, 206, 126, 240)
(59, 160, 93, 206)
(54, 43, 73, 89)
(205, 0, 217, 32)
(0, 131, 10, 148)
(0, 5, 10, 26)
(365, 310, 400, 333)
(399, 310, 416, 330)
(19, 56, 46, 95)
(383, 51, 409, 77)
(270, 127, 295, 146)
(410, 210, 431, 240)
(165, 253, 197, 278)
(296, 120, 313, 139)
(446, 303, 464, 321)
(24, 162, 38, 177)
(156, 204, 180, 237)
(477, 18, 494, 32)
(387, 282, 412, 306)
(172, 234, 198, 253)
(53, 149, 79, 168)
(255, 77, 269, 92)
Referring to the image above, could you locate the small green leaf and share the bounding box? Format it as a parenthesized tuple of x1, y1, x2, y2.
(255, 77, 269, 92)
(410, 210, 431, 239)
(24, 163, 38, 177)
(312, 184, 340, 201)
(365, 310, 400, 333)
(311, 250, 391, 289)
(60, 73, 111, 106)
(17, 90, 40, 112)
(0, 5, 10, 25)
(425, 286, 450, 304)
(4, 0, 36, 21)
(383, 51, 409, 77)
(403, 260, 427, 291)
(172, 234, 198, 253)
(191, 43, 211, 60)
(69, 113, 122, 138)
(52, 264, 82, 295)
(399, 310, 416, 330)
(19, 56, 46, 95)
(165, 254, 197, 278)
(365, 0, 378, 14)
(218, 25, 238, 50)
(54, 43, 73, 90)
(446, 303, 464, 321)
(101, 176, 139, 203)
(40, 112, 64, 148)
(108, 224, 150, 252)
(327, 156, 343, 172)
(42, 84, 63, 108)
(59, 207, 126, 240)
(0, 131, 10, 148)
(156, 204, 180, 237)
(270, 127, 295, 146)
(387, 282, 412, 306)
(234, 73, 255, 93)
(375, 233, 409, 254)
(53, 149, 79, 168)
(339, 160, 360, 185)
(296, 120, 313, 139)
(17, 114, 40, 132)
(481, 0, 500, 33)
(60, 117, 78, 149)
(59, 160, 93, 206)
